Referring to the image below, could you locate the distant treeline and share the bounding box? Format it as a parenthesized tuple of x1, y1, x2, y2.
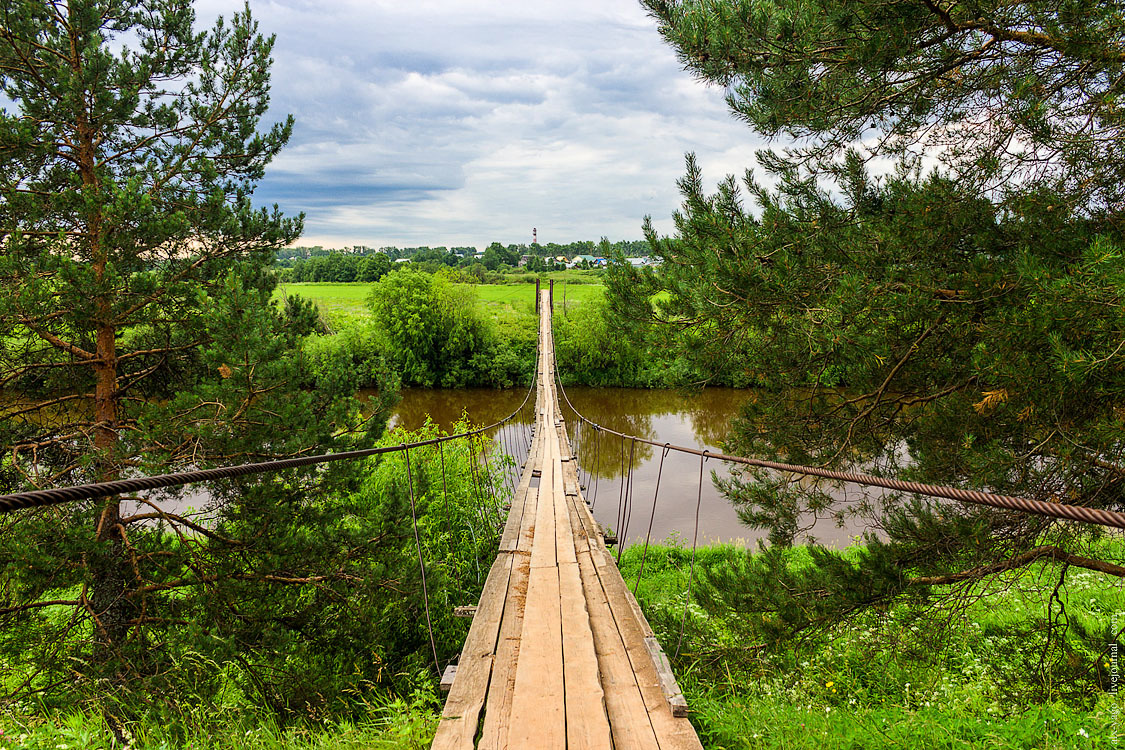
(276, 239, 651, 265)
(277, 239, 653, 283)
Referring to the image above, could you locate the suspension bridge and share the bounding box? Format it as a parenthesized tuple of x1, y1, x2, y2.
(431, 289, 701, 749)
(3, 286, 1124, 749)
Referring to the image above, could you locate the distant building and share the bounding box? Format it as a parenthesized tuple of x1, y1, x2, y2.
(518, 255, 533, 267)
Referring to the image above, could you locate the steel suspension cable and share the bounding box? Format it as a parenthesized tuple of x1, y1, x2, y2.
(1, 371, 538, 515)
(552, 374, 1125, 531)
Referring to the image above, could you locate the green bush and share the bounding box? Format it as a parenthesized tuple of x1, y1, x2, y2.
(367, 269, 532, 388)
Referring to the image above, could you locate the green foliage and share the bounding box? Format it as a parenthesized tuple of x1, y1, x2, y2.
(0, 682, 439, 749)
(366, 270, 533, 388)
(1, 421, 507, 740)
(609, 154, 1125, 648)
(553, 296, 649, 386)
(288, 253, 394, 283)
(303, 316, 401, 400)
(620, 539, 1123, 748)
(644, 0, 1125, 209)
(0, 0, 428, 736)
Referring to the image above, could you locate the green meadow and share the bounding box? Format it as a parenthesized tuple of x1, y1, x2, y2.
(277, 277, 604, 323)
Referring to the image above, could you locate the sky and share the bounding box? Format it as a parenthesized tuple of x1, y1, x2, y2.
(195, 0, 776, 249)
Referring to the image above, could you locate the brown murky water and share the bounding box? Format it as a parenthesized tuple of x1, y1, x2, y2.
(389, 386, 865, 548)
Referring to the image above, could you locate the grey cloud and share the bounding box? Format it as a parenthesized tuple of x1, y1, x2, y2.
(202, 0, 775, 246)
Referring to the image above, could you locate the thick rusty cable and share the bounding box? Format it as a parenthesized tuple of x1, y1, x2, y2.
(635, 444, 671, 596)
(553, 378, 1125, 531)
(0, 373, 536, 515)
(404, 445, 440, 676)
(676, 451, 707, 660)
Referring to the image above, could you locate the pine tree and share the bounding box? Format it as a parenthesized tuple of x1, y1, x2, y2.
(0, 0, 396, 708)
(616, 0, 1125, 668)
(643, 0, 1125, 210)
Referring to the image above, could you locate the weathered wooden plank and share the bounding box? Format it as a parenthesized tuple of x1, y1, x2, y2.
(559, 559, 611, 749)
(440, 664, 458, 693)
(431, 553, 514, 750)
(557, 497, 612, 749)
(499, 436, 541, 552)
(507, 557, 564, 747)
(478, 550, 531, 749)
(529, 436, 557, 571)
(645, 636, 689, 718)
(515, 460, 541, 554)
(575, 538, 661, 749)
(552, 452, 577, 568)
(591, 545, 703, 750)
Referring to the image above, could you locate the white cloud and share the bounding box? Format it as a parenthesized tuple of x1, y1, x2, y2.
(197, 0, 777, 247)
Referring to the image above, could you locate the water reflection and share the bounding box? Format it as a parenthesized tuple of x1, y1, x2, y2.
(387, 386, 869, 549)
(381, 388, 533, 433)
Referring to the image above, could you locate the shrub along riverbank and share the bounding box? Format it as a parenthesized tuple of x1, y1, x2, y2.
(279, 271, 758, 391)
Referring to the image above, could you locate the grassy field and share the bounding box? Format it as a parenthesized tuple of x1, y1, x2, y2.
(618, 538, 1124, 749)
(276, 282, 373, 317)
(278, 278, 604, 323)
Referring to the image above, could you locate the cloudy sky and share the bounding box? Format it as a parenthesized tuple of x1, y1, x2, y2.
(196, 0, 775, 249)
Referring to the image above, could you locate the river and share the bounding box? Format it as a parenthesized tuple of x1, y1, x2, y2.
(388, 386, 864, 549)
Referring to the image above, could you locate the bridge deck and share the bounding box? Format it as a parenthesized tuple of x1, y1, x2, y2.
(432, 291, 701, 749)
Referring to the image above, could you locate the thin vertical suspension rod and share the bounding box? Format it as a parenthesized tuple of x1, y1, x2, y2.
(635, 444, 670, 595)
(438, 441, 451, 564)
(615, 436, 627, 540)
(591, 426, 601, 509)
(404, 445, 440, 675)
(676, 451, 708, 660)
(617, 437, 636, 564)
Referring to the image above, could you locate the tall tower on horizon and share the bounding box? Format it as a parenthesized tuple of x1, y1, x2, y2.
(532, 228, 538, 245)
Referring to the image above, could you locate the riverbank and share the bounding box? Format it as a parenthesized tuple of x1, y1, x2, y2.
(7, 536, 1119, 749)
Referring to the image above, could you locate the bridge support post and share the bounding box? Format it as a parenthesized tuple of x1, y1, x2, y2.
(549, 279, 554, 311)
(536, 279, 541, 313)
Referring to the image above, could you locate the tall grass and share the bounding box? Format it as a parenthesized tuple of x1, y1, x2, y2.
(619, 538, 1123, 748)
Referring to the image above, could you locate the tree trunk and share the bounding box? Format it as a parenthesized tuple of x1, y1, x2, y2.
(73, 0, 130, 655)
(90, 321, 130, 658)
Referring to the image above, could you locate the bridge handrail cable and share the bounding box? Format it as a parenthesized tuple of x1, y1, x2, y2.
(551, 367, 1125, 531)
(0, 358, 538, 515)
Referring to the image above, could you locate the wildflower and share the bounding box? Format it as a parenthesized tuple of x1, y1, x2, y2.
(1078, 728, 1089, 738)
(826, 681, 834, 688)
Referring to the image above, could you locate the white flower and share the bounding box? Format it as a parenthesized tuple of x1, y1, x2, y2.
(1078, 728, 1090, 738)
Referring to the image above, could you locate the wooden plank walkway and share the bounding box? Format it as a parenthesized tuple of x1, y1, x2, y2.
(432, 291, 702, 750)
